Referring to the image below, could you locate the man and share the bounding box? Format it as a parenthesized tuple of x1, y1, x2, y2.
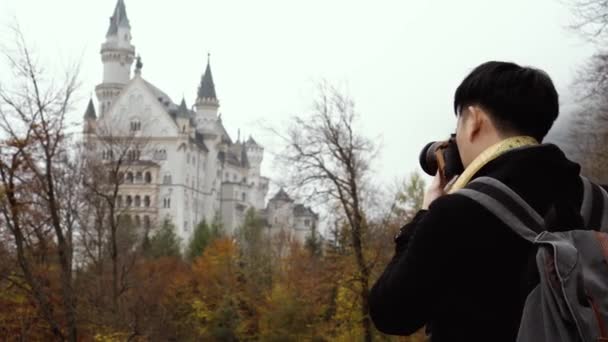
(369, 61, 599, 341)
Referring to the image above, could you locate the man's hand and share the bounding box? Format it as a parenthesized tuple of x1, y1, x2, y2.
(422, 171, 458, 210)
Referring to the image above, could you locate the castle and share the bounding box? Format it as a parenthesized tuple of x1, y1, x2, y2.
(82, 0, 317, 247)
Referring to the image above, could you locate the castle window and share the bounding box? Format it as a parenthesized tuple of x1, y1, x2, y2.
(134, 215, 141, 227)
(163, 174, 172, 184)
(305, 219, 310, 227)
(144, 216, 151, 229)
(117, 195, 123, 207)
(135, 172, 143, 183)
(126, 172, 134, 183)
(144, 195, 150, 207)
(130, 121, 141, 132)
(163, 197, 171, 208)
(145, 172, 152, 184)
(134, 195, 141, 207)
(126, 196, 133, 207)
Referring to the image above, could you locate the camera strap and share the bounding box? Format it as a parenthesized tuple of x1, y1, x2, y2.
(448, 136, 538, 193)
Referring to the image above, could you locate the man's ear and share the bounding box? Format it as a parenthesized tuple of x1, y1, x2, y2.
(466, 105, 483, 142)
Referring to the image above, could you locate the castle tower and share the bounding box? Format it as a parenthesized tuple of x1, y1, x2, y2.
(246, 135, 264, 172)
(195, 55, 220, 131)
(83, 98, 97, 135)
(95, 0, 135, 116)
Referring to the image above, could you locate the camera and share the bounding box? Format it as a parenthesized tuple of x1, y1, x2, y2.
(419, 134, 464, 181)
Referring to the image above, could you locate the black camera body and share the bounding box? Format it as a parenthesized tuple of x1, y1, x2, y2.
(419, 134, 464, 181)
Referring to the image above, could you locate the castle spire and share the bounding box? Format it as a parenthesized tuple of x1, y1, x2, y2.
(106, 0, 130, 37)
(84, 98, 97, 120)
(97, 0, 135, 115)
(196, 53, 218, 104)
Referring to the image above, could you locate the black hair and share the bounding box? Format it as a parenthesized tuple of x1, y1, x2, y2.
(453, 61, 559, 142)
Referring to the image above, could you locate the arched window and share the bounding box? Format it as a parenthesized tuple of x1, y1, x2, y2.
(242, 192, 246, 202)
(117, 195, 123, 207)
(134, 195, 141, 207)
(163, 174, 171, 184)
(134, 215, 141, 227)
(135, 172, 143, 183)
(130, 120, 141, 132)
(126, 196, 133, 207)
(126, 172, 134, 183)
(145, 172, 152, 184)
(144, 195, 150, 207)
(144, 216, 151, 229)
(163, 197, 171, 208)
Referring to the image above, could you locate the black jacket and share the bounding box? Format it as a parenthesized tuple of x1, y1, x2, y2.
(369, 144, 602, 342)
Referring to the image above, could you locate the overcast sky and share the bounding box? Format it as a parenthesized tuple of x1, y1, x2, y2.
(0, 0, 595, 190)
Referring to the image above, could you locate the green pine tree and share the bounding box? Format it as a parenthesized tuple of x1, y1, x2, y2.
(144, 218, 181, 258)
(188, 219, 212, 260)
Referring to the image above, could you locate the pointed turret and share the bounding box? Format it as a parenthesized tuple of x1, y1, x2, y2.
(194, 54, 220, 132)
(106, 0, 130, 37)
(245, 134, 263, 170)
(83, 99, 97, 134)
(96, 0, 136, 116)
(84, 98, 97, 120)
(270, 188, 293, 203)
(246, 135, 259, 147)
(196, 54, 219, 108)
(177, 98, 190, 118)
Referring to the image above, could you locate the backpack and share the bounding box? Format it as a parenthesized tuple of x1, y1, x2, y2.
(455, 176, 608, 342)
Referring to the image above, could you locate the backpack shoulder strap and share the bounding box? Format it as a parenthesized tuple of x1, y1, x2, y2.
(455, 176, 544, 242)
(580, 176, 608, 232)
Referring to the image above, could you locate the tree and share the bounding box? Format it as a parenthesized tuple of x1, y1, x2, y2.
(390, 172, 426, 223)
(568, 0, 608, 42)
(276, 83, 378, 341)
(188, 219, 214, 260)
(79, 117, 154, 319)
(304, 222, 323, 257)
(0, 24, 81, 341)
(144, 219, 181, 259)
(561, 0, 608, 184)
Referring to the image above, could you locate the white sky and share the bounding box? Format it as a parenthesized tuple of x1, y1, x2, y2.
(0, 0, 595, 190)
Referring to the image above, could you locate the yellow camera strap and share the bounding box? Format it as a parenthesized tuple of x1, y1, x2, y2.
(448, 136, 538, 193)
